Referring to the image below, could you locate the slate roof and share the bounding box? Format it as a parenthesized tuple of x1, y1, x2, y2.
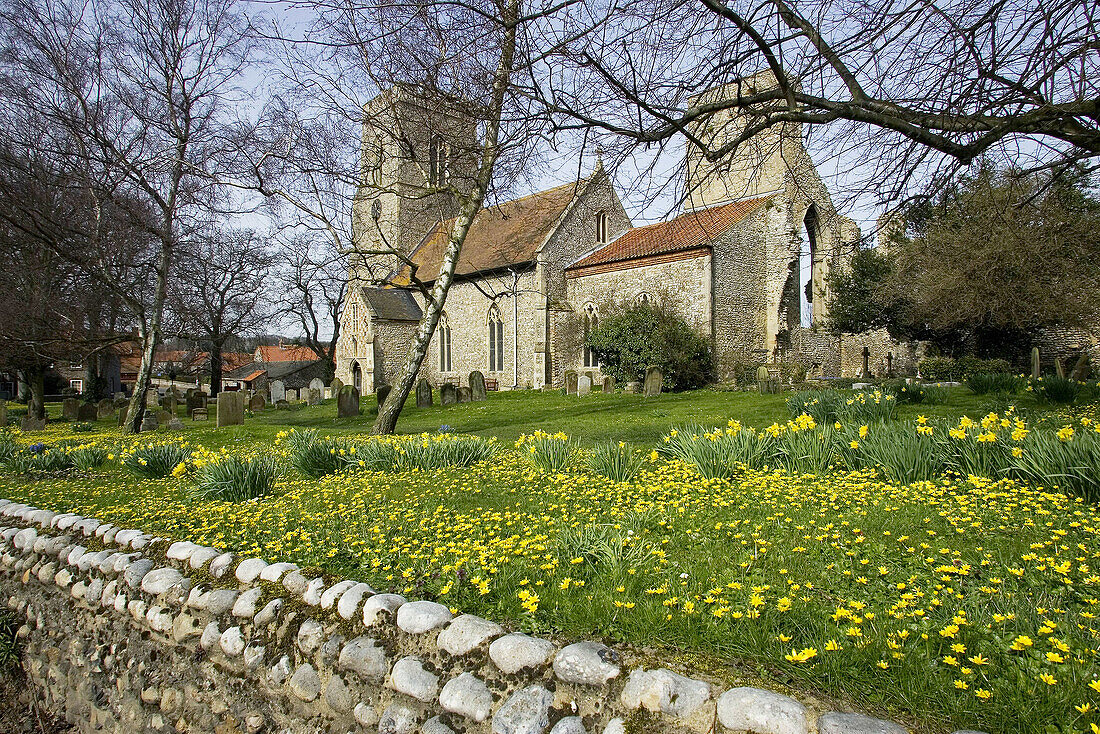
(225, 360, 329, 389)
(394, 178, 589, 284)
(360, 287, 422, 322)
(567, 196, 772, 272)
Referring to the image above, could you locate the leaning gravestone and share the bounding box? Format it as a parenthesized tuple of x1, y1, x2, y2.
(458, 386, 472, 403)
(625, 381, 641, 394)
(78, 403, 98, 422)
(97, 399, 115, 419)
(161, 396, 177, 414)
(216, 391, 246, 428)
(249, 394, 266, 412)
(1055, 357, 1065, 378)
(117, 406, 128, 428)
(269, 380, 286, 403)
(62, 398, 80, 422)
(440, 383, 458, 406)
(307, 388, 321, 406)
(564, 370, 578, 395)
(275, 400, 289, 410)
(330, 378, 344, 393)
(287, 388, 300, 402)
(21, 414, 46, 431)
(140, 410, 159, 433)
(376, 385, 392, 411)
(602, 376, 614, 394)
(156, 410, 173, 426)
(1071, 351, 1091, 381)
(167, 417, 185, 431)
(114, 396, 128, 409)
(643, 366, 663, 397)
(145, 389, 160, 408)
(416, 379, 433, 408)
(309, 377, 325, 393)
(469, 371, 487, 401)
(337, 385, 361, 417)
(577, 375, 592, 396)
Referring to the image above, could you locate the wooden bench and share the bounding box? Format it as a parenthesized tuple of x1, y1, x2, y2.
(485, 379, 499, 392)
(191, 408, 209, 421)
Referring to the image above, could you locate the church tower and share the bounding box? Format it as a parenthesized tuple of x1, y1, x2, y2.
(350, 87, 477, 287)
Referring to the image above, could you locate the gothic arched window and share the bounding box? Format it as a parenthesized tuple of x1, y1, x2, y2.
(595, 210, 608, 244)
(582, 303, 599, 368)
(439, 314, 453, 372)
(487, 305, 505, 372)
(635, 292, 651, 307)
(371, 134, 385, 185)
(348, 300, 359, 333)
(428, 135, 448, 186)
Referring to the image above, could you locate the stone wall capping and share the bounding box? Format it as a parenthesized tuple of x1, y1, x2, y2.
(0, 502, 924, 734)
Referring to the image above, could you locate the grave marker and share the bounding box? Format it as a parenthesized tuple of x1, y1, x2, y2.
(337, 385, 361, 417)
(602, 376, 614, 394)
(416, 379, 433, 408)
(564, 370, 578, 395)
(643, 366, 663, 397)
(469, 371, 487, 401)
(78, 403, 98, 422)
(269, 380, 286, 403)
(440, 383, 458, 406)
(216, 391, 246, 427)
(577, 375, 591, 396)
(307, 388, 321, 405)
(458, 386, 472, 403)
(249, 394, 266, 412)
(62, 398, 79, 421)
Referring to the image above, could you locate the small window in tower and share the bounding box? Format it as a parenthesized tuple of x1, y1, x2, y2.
(348, 301, 359, 333)
(595, 211, 608, 244)
(371, 134, 384, 185)
(428, 135, 447, 186)
(582, 303, 599, 368)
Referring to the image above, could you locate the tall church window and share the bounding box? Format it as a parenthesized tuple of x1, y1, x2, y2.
(595, 210, 608, 244)
(428, 135, 448, 186)
(487, 305, 505, 372)
(348, 300, 359, 333)
(635, 292, 651, 307)
(439, 314, 453, 372)
(800, 206, 818, 328)
(582, 304, 599, 368)
(371, 134, 385, 185)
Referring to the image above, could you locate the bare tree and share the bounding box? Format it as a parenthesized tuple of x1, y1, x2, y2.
(529, 0, 1100, 209)
(272, 233, 346, 383)
(0, 0, 254, 431)
(169, 228, 274, 394)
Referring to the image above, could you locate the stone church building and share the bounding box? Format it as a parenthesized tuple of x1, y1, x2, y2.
(335, 74, 864, 393)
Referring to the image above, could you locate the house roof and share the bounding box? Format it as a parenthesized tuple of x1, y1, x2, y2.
(394, 178, 590, 284)
(359, 287, 422, 322)
(241, 370, 265, 382)
(566, 196, 772, 272)
(255, 344, 322, 362)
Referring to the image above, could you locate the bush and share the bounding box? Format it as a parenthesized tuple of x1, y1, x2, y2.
(918, 356, 1015, 381)
(1035, 375, 1081, 404)
(586, 302, 714, 390)
(965, 372, 1024, 395)
(516, 431, 575, 474)
(122, 443, 192, 478)
(587, 442, 644, 483)
(190, 455, 278, 501)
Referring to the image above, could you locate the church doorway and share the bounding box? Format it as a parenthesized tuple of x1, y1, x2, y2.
(351, 362, 362, 393)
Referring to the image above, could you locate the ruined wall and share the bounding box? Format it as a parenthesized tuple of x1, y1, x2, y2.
(839, 330, 928, 379)
(0, 500, 920, 734)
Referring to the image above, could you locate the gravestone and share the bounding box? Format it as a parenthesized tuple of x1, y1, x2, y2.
(78, 403, 98, 422)
(185, 388, 195, 400)
(577, 375, 592, 396)
(191, 408, 208, 421)
(62, 398, 80, 422)
(564, 370, 578, 395)
(287, 388, 300, 402)
(186, 391, 207, 414)
(885, 352, 894, 377)
(440, 383, 458, 406)
(602, 375, 614, 394)
(216, 391, 246, 427)
(625, 381, 641, 394)
(309, 378, 325, 393)
(117, 406, 128, 428)
(307, 388, 321, 405)
(21, 415, 46, 431)
(0, 401, 6, 427)
(1032, 347, 1041, 379)
(457, 386, 472, 403)
(275, 400, 289, 410)
(415, 379, 433, 408)
(145, 389, 160, 408)
(860, 346, 872, 379)
(1055, 357, 1065, 378)
(140, 410, 159, 433)
(97, 399, 115, 419)
(330, 378, 344, 393)
(337, 385, 361, 417)
(156, 409, 173, 425)
(469, 371, 487, 401)
(643, 366, 663, 397)
(167, 417, 185, 431)
(323, 387, 333, 400)
(114, 397, 129, 409)
(269, 380, 286, 403)
(114, 391, 126, 401)
(1071, 351, 1091, 381)
(249, 394, 266, 412)
(161, 396, 177, 414)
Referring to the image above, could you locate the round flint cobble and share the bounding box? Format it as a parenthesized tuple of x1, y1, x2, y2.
(553, 641, 621, 686)
(396, 600, 451, 633)
(717, 687, 809, 734)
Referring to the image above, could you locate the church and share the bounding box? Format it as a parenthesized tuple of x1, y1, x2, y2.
(334, 73, 867, 394)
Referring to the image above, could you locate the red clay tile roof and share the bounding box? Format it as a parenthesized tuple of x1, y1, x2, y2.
(567, 196, 772, 272)
(255, 345, 322, 362)
(394, 179, 589, 284)
(241, 370, 266, 382)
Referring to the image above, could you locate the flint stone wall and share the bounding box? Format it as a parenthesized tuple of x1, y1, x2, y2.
(0, 499, 945, 734)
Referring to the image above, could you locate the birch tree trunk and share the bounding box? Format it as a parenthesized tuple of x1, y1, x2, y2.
(372, 0, 520, 435)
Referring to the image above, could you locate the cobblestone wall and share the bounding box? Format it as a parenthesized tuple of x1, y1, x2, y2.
(0, 499, 945, 734)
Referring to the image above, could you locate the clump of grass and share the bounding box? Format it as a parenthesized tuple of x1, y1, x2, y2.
(965, 372, 1023, 395)
(886, 381, 949, 405)
(0, 433, 19, 464)
(69, 445, 108, 470)
(555, 522, 653, 573)
(516, 431, 575, 473)
(1035, 375, 1081, 404)
(659, 423, 774, 479)
(6, 447, 76, 475)
(189, 455, 278, 501)
(394, 434, 498, 471)
(587, 442, 644, 483)
(122, 443, 192, 479)
(774, 427, 840, 476)
(0, 609, 19, 671)
(285, 429, 353, 478)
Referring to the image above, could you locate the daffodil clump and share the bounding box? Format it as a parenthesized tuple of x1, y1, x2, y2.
(4, 417, 1100, 731)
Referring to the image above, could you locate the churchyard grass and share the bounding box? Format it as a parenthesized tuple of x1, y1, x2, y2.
(5, 386, 1100, 732)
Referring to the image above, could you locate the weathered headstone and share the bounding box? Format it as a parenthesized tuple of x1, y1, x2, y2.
(337, 385, 361, 417)
(117, 406, 128, 428)
(564, 370, 578, 395)
(21, 414, 46, 431)
(625, 381, 641, 394)
(160, 396, 177, 414)
(287, 388, 300, 402)
(0, 401, 6, 427)
(156, 409, 173, 425)
(415, 379, 433, 408)
(1071, 351, 1091, 381)
(469, 371, 487, 402)
(1055, 357, 1065, 378)
(307, 388, 321, 405)
(1032, 347, 1041, 379)
(145, 389, 160, 408)
(191, 408, 208, 421)
(97, 398, 115, 419)
(114, 396, 129, 409)
(269, 380, 286, 403)
(860, 346, 872, 379)
(376, 384, 391, 410)
(330, 378, 344, 393)
(643, 366, 663, 397)
(140, 410, 159, 433)
(577, 375, 592, 396)
(114, 391, 126, 401)
(309, 377, 325, 393)
(275, 400, 289, 410)
(78, 403, 98, 422)
(167, 417, 185, 431)
(440, 383, 458, 406)
(323, 387, 333, 400)
(216, 391, 246, 428)
(249, 394, 266, 412)
(186, 391, 207, 414)
(602, 375, 614, 394)
(62, 398, 80, 421)
(457, 386, 472, 403)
